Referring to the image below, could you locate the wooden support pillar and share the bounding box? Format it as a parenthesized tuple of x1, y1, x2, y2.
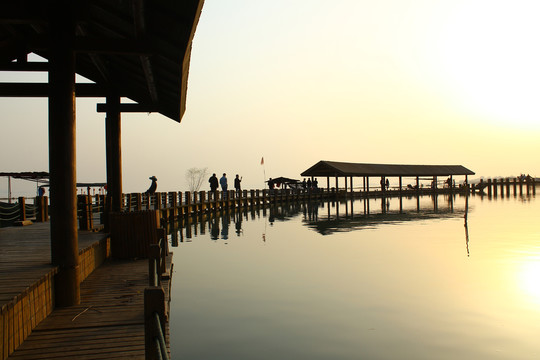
(350, 177, 354, 195)
(327, 177, 330, 194)
(399, 177, 402, 194)
(48, 2, 79, 306)
(106, 94, 122, 212)
(366, 176, 369, 193)
(416, 176, 419, 193)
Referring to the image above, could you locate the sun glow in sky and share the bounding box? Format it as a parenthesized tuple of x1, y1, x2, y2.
(1, 0, 540, 195)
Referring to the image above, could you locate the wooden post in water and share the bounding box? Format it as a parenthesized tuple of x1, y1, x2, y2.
(48, 3, 79, 306)
(200, 191, 207, 212)
(500, 178, 504, 197)
(185, 191, 192, 215)
(506, 178, 510, 196)
(169, 192, 178, 222)
(177, 191, 183, 216)
(513, 178, 517, 196)
(493, 179, 498, 196)
(487, 179, 492, 196)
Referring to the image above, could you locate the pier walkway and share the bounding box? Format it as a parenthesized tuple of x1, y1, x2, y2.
(1, 223, 172, 360)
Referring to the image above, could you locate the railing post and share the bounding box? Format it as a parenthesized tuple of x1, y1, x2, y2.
(18, 197, 26, 221)
(144, 286, 167, 360)
(35, 195, 48, 222)
(168, 192, 177, 222)
(148, 244, 161, 287)
(185, 191, 191, 215)
(200, 191, 207, 212)
(177, 191, 183, 216)
(136, 193, 142, 211)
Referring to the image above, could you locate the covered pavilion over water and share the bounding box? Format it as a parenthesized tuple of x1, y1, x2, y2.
(1, 0, 204, 306)
(301, 160, 475, 192)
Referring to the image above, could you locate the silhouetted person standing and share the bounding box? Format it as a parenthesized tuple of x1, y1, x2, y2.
(234, 174, 242, 194)
(220, 173, 228, 192)
(209, 173, 218, 193)
(146, 176, 157, 194)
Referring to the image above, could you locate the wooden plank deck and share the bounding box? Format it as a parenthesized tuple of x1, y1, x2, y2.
(7, 258, 163, 360)
(1, 223, 172, 359)
(0, 223, 107, 308)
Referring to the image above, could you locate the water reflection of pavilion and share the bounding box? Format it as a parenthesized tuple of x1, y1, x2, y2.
(169, 194, 471, 242)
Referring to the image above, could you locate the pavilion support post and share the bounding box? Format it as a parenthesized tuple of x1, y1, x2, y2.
(350, 177, 354, 195)
(327, 177, 330, 194)
(48, 3, 80, 306)
(399, 177, 402, 194)
(366, 177, 369, 193)
(416, 176, 419, 194)
(335, 177, 339, 193)
(106, 94, 122, 213)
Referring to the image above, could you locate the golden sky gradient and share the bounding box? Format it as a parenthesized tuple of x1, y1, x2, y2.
(1, 0, 539, 195)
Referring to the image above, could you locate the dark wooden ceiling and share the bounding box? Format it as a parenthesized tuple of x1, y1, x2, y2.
(0, 0, 205, 122)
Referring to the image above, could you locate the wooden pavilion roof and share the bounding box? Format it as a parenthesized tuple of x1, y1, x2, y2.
(0, 0, 204, 122)
(301, 161, 475, 177)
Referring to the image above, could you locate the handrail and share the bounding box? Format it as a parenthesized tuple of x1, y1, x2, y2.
(153, 312, 169, 360)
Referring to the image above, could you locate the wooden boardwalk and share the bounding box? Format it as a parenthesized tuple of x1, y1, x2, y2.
(7, 256, 172, 359)
(0, 223, 106, 308)
(1, 223, 172, 360)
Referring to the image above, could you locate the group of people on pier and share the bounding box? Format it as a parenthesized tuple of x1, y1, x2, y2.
(209, 173, 242, 194)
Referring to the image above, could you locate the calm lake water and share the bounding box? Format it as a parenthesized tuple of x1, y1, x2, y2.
(168, 192, 540, 360)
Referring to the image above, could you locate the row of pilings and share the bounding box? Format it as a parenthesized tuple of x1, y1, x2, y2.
(471, 177, 536, 197)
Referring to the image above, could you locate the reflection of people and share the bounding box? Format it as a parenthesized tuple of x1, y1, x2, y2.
(209, 173, 218, 193)
(220, 173, 228, 191)
(146, 176, 157, 194)
(234, 174, 242, 193)
(210, 217, 219, 240)
(221, 215, 230, 240)
(235, 211, 243, 236)
(38, 187, 45, 197)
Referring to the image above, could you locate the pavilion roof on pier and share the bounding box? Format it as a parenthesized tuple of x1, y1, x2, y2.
(301, 161, 475, 177)
(1, 0, 204, 122)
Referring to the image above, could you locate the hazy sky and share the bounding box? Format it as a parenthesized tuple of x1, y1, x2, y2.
(2, 0, 540, 197)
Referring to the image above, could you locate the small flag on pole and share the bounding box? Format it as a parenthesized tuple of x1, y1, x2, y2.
(260, 157, 264, 165)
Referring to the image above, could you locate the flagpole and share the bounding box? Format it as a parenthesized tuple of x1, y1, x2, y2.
(261, 156, 266, 188)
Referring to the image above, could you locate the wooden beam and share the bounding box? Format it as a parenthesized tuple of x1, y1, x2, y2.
(133, 0, 159, 103)
(97, 103, 159, 113)
(0, 83, 129, 97)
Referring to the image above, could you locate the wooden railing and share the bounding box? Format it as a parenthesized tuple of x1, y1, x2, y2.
(145, 227, 170, 360)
